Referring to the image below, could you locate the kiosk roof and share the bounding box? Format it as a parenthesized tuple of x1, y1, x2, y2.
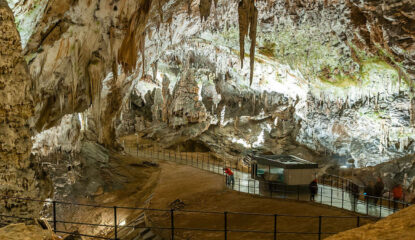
(250, 154, 318, 169)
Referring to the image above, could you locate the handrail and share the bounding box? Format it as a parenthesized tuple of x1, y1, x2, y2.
(2, 143, 404, 240)
(126, 144, 411, 213)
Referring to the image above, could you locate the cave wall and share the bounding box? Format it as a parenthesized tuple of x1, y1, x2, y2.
(0, 0, 51, 221)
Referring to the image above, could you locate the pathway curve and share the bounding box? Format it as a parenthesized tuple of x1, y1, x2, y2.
(123, 145, 409, 219)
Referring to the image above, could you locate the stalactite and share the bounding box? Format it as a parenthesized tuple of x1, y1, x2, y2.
(118, 0, 152, 73)
(238, 0, 258, 86)
(187, 0, 192, 16)
(199, 0, 212, 21)
(140, 32, 146, 75)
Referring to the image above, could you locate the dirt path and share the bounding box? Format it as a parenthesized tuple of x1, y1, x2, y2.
(147, 162, 375, 240)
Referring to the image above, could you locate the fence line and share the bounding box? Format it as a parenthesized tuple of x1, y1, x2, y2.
(0, 144, 408, 240)
(0, 195, 376, 240)
(124, 144, 411, 219)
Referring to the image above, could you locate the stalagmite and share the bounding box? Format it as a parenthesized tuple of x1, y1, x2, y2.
(152, 60, 158, 82)
(238, 0, 258, 86)
(410, 98, 415, 126)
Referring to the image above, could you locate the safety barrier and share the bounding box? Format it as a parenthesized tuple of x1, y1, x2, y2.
(0, 195, 376, 240)
(124, 144, 411, 218)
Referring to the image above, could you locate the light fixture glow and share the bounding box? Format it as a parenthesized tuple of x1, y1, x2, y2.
(119, 220, 126, 226)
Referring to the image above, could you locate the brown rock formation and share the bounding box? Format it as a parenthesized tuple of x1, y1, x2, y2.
(0, 0, 50, 221)
(326, 205, 415, 240)
(168, 70, 208, 128)
(0, 223, 57, 240)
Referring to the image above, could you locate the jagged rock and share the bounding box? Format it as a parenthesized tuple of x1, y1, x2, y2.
(0, 0, 51, 221)
(168, 69, 207, 128)
(0, 223, 58, 240)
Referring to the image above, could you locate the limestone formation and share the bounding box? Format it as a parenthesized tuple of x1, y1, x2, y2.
(0, 0, 50, 222)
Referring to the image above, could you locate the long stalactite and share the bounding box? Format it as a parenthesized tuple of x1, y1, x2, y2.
(238, 0, 258, 86)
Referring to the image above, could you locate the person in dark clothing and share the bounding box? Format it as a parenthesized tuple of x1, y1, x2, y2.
(373, 177, 384, 205)
(309, 179, 318, 201)
(364, 181, 374, 204)
(347, 182, 359, 212)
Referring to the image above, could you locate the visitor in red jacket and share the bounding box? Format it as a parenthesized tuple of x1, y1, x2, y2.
(224, 167, 235, 187)
(392, 184, 403, 211)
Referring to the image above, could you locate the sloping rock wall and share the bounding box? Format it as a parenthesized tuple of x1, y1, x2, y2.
(0, 0, 51, 222)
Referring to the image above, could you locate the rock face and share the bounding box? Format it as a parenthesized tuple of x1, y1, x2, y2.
(0, 0, 50, 222)
(0, 223, 57, 240)
(168, 70, 208, 128)
(297, 92, 415, 167)
(2, 0, 415, 219)
(2, 0, 411, 165)
(349, 0, 415, 82)
(326, 205, 415, 240)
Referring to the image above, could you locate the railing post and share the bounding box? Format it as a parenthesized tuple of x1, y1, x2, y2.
(320, 187, 323, 203)
(208, 154, 210, 171)
(273, 214, 278, 240)
(283, 185, 286, 198)
(366, 197, 369, 215)
(379, 197, 382, 218)
(224, 212, 228, 240)
(341, 188, 344, 209)
(318, 216, 322, 240)
(388, 192, 391, 209)
(171, 209, 175, 240)
(114, 206, 118, 240)
(356, 216, 360, 227)
(52, 201, 57, 233)
(330, 188, 333, 206)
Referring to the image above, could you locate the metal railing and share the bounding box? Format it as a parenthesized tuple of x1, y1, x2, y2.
(124, 144, 411, 218)
(1, 144, 406, 239)
(0, 195, 376, 240)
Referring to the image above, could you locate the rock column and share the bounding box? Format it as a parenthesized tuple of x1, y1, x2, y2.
(0, 0, 48, 222)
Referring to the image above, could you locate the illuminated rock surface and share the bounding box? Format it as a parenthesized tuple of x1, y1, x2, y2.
(1, 0, 415, 228)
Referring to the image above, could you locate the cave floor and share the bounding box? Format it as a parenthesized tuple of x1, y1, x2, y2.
(145, 161, 375, 240)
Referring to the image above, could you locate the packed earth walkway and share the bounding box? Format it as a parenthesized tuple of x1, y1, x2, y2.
(122, 138, 410, 219)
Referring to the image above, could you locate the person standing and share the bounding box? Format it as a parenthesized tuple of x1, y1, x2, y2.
(348, 182, 359, 212)
(309, 179, 318, 201)
(364, 181, 374, 204)
(224, 167, 235, 187)
(392, 184, 403, 211)
(373, 177, 384, 205)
